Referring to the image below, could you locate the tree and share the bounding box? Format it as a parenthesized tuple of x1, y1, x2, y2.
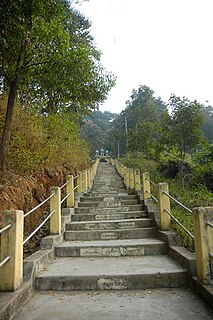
(168, 95, 204, 186)
(201, 104, 213, 143)
(0, 0, 115, 169)
(80, 110, 117, 156)
(169, 95, 204, 159)
(121, 85, 167, 158)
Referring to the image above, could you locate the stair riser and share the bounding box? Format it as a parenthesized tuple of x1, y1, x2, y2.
(71, 212, 147, 222)
(66, 220, 153, 231)
(75, 205, 143, 214)
(91, 189, 129, 193)
(35, 272, 187, 291)
(55, 244, 167, 257)
(64, 228, 156, 241)
(78, 200, 139, 207)
(80, 195, 138, 202)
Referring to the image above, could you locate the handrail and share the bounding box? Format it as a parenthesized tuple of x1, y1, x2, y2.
(0, 256, 10, 268)
(163, 191, 192, 214)
(0, 158, 100, 291)
(206, 221, 213, 229)
(146, 190, 158, 203)
(60, 179, 71, 189)
(23, 210, 55, 245)
(146, 178, 157, 188)
(0, 223, 11, 234)
(136, 181, 143, 188)
(164, 208, 194, 239)
(24, 193, 55, 218)
(61, 193, 71, 205)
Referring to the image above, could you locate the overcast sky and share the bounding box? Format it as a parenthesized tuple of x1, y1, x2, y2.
(76, 0, 213, 114)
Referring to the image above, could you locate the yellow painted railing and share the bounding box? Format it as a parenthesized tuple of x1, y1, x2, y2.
(0, 158, 100, 291)
(111, 158, 213, 285)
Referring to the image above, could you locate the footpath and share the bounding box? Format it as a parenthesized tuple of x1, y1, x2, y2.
(13, 162, 212, 320)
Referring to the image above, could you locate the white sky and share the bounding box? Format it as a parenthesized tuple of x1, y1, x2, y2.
(76, 0, 213, 113)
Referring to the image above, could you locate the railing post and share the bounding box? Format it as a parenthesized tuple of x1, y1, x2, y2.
(125, 168, 130, 189)
(77, 171, 83, 192)
(81, 171, 85, 192)
(50, 187, 61, 234)
(129, 168, 134, 190)
(0, 210, 23, 291)
(87, 169, 91, 189)
(120, 164, 125, 178)
(134, 169, 141, 191)
(192, 207, 213, 283)
(157, 182, 171, 231)
(84, 169, 88, 191)
(89, 168, 93, 188)
(143, 172, 151, 199)
(66, 175, 74, 207)
(123, 166, 127, 188)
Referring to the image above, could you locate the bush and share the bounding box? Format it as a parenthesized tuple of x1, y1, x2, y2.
(0, 97, 90, 173)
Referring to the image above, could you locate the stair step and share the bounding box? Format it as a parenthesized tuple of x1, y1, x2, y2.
(85, 191, 132, 197)
(80, 195, 138, 202)
(75, 204, 143, 214)
(78, 199, 139, 207)
(55, 239, 167, 257)
(35, 256, 188, 291)
(66, 218, 154, 231)
(64, 227, 157, 241)
(71, 211, 148, 222)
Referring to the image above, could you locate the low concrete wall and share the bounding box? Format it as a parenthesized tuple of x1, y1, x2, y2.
(142, 194, 213, 310)
(0, 208, 74, 320)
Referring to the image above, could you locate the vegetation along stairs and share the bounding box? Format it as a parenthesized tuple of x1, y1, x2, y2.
(35, 162, 188, 291)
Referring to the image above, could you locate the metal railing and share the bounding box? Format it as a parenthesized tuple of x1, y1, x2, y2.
(111, 158, 213, 284)
(146, 178, 157, 188)
(24, 193, 55, 218)
(164, 208, 194, 239)
(23, 210, 55, 245)
(0, 157, 100, 291)
(163, 191, 192, 214)
(146, 190, 158, 203)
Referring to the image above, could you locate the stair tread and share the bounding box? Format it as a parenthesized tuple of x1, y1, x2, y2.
(56, 238, 166, 248)
(68, 218, 152, 225)
(65, 227, 156, 233)
(36, 255, 186, 278)
(73, 210, 147, 215)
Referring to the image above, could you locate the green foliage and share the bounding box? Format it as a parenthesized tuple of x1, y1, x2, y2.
(107, 85, 167, 157)
(0, 0, 115, 168)
(0, 99, 89, 172)
(201, 105, 213, 143)
(168, 95, 204, 160)
(119, 152, 212, 250)
(80, 110, 117, 156)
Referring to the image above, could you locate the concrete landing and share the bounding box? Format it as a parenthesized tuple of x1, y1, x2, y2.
(13, 289, 213, 320)
(35, 256, 187, 291)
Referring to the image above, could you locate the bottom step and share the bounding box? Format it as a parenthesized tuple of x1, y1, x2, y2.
(13, 289, 213, 320)
(35, 256, 188, 291)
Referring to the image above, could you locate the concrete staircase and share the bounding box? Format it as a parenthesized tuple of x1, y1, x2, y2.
(35, 162, 188, 291)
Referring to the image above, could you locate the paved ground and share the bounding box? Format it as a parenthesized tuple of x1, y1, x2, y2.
(14, 289, 212, 320)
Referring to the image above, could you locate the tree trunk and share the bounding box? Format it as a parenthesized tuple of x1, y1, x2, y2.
(0, 77, 19, 170)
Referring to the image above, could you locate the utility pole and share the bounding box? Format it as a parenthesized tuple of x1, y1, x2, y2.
(117, 140, 120, 158)
(124, 113, 128, 150)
